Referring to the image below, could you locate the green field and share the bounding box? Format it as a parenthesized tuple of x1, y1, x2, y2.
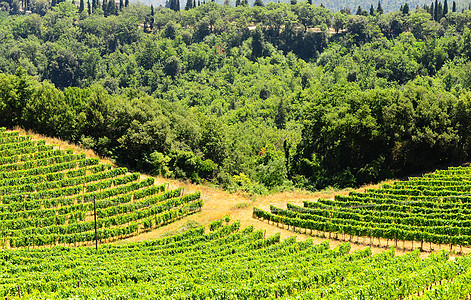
(1, 129, 471, 299)
(255, 166, 471, 253)
(0, 128, 202, 248)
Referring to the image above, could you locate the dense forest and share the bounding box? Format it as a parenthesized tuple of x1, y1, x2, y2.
(1, 0, 471, 193)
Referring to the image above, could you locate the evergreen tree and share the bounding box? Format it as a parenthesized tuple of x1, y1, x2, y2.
(402, 2, 409, 14)
(197, 0, 200, 6)
(79, 0, 84, 12)
(370, 4, 375, 15)
(92, 0, 96, 9)
(443, 0, 448, 15)
(151, 3, 154, 14)
(72, 0, 75, 6)
(320, 3, 324, 7)
(103, 0, 108, 15)
(307, 0, 312, 4)
(119, 0, 123, 10)
(125, 0, 129, 7)
(437, 1, 442, 19)
(275, 99, 286, 129)
(452, 0, 456, 12)
(243, 0, 248, 5)
(376, 0, 383, 14)
(431, 2, 434, 18)
(185, 0, 192, 9)
(290, 0, 296, 5)
(235, 0, 239, 5)
(87, 0, 91, 14)
(254, 0, 264, 6)
(356, 5, 363, 15)
(51, 0, 57, 7)
(434, 0, 438, 20)
(193, 0, 196, 7)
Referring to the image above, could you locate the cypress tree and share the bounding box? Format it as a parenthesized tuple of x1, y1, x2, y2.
(185, 0, 192, 9)
(92, 0, 96, 9)
(402, 2, 409, 14)
(443, 0, 448, 15)
(356, 5, 363, 15)
(119, 0, 123, 10)
(151, 3, 154, 14)
(431, 2, 434, 17)
(79, 0, 84, 12)
(125, 0, 129, 7)
(370, 4, 375, 15)
(377, 0, 383, 14)
(452, 0, 456, 12)
(193, 0, 196, 7)
(103, 0, 108, 15)
(434, 0, 438, 20)
(87, 0, 91, 14)
(437, 2, 442, 19)
(51, 0, 57, 7)
(307, 0, 312, 4)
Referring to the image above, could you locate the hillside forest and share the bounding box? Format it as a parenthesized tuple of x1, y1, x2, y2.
(1, 0, 471, 193)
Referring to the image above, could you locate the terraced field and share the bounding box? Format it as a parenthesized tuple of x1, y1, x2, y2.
(2, 128, 471, 299)
(254, 166, 471, 253)
(0, 128, 202, 248)
(0, 220, 470, 299)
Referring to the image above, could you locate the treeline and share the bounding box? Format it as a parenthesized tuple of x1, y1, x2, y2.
(1, 2, 471, 192)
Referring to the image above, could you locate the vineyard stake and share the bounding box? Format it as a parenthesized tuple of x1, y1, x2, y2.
(93, 195, 98, 251)
(17, 286, 21, 298)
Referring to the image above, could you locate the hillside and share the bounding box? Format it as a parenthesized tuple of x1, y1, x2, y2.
(0, 128, 202, 248)
(2, 130, 471, 298)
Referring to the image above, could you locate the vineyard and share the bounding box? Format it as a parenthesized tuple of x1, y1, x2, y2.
(0, 219, 470, 299)
(3, 128, 471, 299)
(254, 166, 471, 253)
(0, 128, 202, 248)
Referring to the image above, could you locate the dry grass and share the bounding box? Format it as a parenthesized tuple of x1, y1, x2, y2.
(13, 127, 115, 166)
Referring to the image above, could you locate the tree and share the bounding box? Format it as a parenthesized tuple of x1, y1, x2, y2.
(163, 56, 181, 78)
(290, 0, 296, 4)
(251, 27, 264, 59)
(434, 0, 438, 20)
(307, 0, 311, 4)
(119, 0, 123, 10)
(402, 2, 409, 14)
(376, 0, 383, 14)
(185, 0, 192, 9)
(87, 0, 90, 13)
(452, 0, 456, 12)
(369, 4, 374, 15)
(79, 0, 84, 12)
(443, 0, 448, 16)
(125, 0, 128, 7)
(253, 0, 263, 6)
(275, 99, 286, 129)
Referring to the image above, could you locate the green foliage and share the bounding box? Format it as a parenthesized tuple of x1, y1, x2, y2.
(1, 2, 471, 193)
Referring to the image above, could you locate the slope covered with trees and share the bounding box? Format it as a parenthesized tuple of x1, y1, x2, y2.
(1, 0, 471, 192)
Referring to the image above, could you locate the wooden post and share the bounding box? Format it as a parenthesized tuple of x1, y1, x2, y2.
(275, 290, 278, 298)
(17, 286, 21, 298)
(93, 195, 98, 251)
